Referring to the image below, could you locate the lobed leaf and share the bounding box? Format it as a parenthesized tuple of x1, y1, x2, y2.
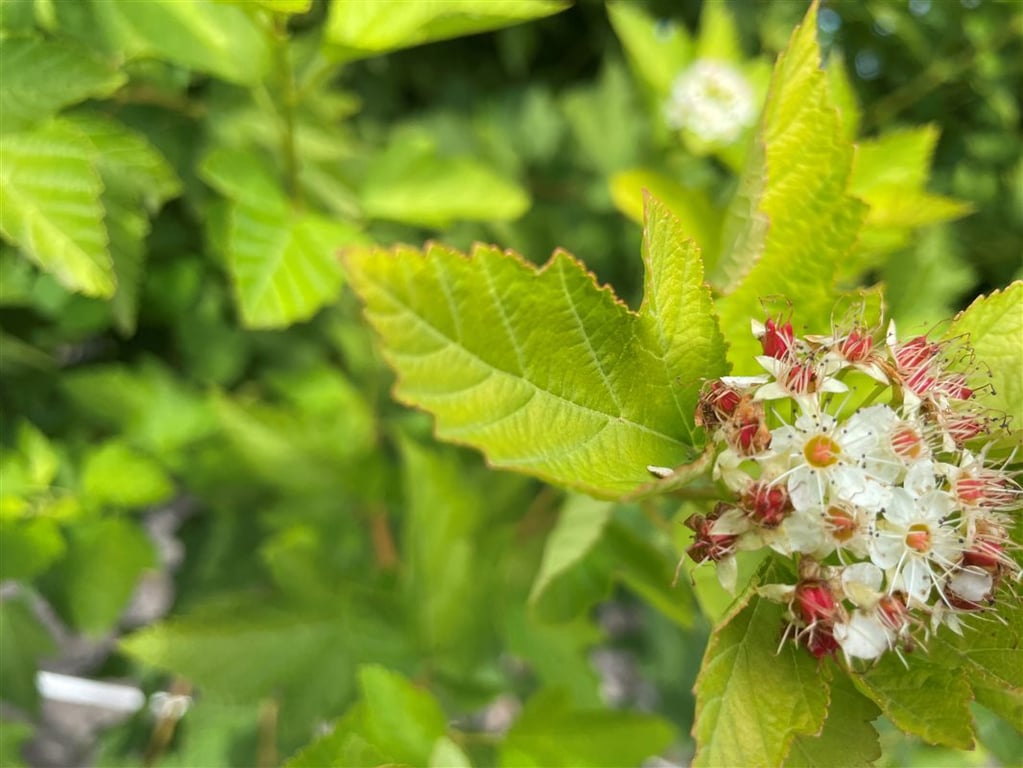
(0, 119, 114, 297)
(713, 2, 867, 368)
(851, 653, 974, 750)
(691, 567, 829, 767)
(947, 281, 1023, 427)
(344, 196, 725, 498)
(638, 193, 729, 431)
(200, 147, 366, 328)
(786, 672, 881, 767)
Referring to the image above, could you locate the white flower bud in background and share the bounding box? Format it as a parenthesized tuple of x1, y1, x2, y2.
(664, 60, 756, 144)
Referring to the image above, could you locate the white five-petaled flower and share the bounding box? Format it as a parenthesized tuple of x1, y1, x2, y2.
(664, 59, 755, 143)
(770, 408, 892, 513)
(868, 486, 963, 604)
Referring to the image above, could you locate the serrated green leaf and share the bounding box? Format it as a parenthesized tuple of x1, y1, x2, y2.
(324, 0, 568, 62)
(786, 672, 881, 768)
(610, 170, 722, 266)
(359, 144, 530, 228)
(45, 517, 155, 635)
(530, 495, 613, 607)
(638, 194, 729, 426)
(500, 688, 674, 768)
(113, 0, 271, 85)
(0, 595, 57, 715)
(946, 281, 1023, 427)
(714, 3, 867, 367)
(345, 196, 723, 498)
(852, 653, 974, 750)
(81, 441, 174, 509)
(929, 600, 1023, 730)
(358, 665, 449, 766)
(346, 246, 688, 498)
(691, 568, 829, 768)
(0, 119, 114, 297)
(228, 201, 362, 329)
(0, 518, 65, 580)
(606, 1, 692, 97)
(0, 37, 125, 134)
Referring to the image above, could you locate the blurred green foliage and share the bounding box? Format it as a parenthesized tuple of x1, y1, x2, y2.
(1, 0, 1020, 766)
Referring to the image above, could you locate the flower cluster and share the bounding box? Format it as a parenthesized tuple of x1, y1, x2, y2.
(682, 311, 1021, 663)
(664, 59, 755, 144)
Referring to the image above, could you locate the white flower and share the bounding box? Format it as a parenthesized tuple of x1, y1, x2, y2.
(868, 487, 963, 604)
(664, 60, 755, 143)
(770, 409, 892, 513)
(835, 611, 891, 660)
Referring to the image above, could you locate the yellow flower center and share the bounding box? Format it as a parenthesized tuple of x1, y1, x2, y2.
(905, 523, 931, 553)
(804, 434, 840, 468)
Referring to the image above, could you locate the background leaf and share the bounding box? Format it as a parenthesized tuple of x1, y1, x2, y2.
(44, 517, 156, 635)
(500, 688, 674, 768)
(0, 595, 56, 715)
(111, 0, 272, 85)
(359, 142, 530, 228)
(324, 0, 568, 61)
(529, 494, 613, 607)
(0, 119, 113, 297)
(0, 37, 125, 134)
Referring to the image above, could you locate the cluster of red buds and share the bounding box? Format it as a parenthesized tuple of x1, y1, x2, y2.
(680, 310, 1021, 662)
